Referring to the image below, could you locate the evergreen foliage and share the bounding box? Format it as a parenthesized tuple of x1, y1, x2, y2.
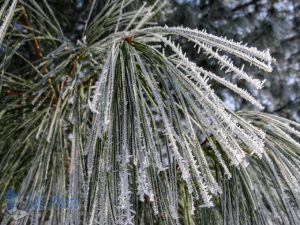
(0, 0, 300, 224)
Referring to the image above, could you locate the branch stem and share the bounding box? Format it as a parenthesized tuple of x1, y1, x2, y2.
(20, 7, 58, 101)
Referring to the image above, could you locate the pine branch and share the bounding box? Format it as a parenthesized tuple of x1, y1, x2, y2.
(1, 1, 300, 225)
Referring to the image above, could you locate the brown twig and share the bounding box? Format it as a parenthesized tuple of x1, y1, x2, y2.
(20, 8, 58, 101)
(4, 90, 24, 97)
(3, 90, 57, 106)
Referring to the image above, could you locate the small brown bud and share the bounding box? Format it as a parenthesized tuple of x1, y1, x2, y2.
(125, 36, 134, 44)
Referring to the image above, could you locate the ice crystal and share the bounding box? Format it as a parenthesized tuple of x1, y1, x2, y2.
(3, 1, 300, 225)
(84, 1, 276, 221)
